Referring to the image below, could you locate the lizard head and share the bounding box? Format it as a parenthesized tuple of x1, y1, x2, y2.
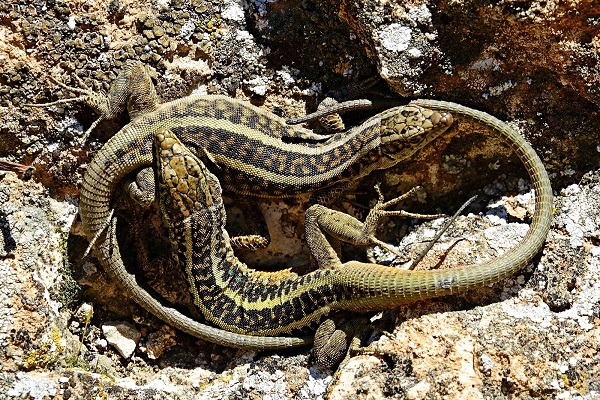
(155, 129, 223, 221)
(378, 105, 453, 162)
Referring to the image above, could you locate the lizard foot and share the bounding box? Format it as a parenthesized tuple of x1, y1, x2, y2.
(26, 74, 110, 142)
(305, 185, 447, 264)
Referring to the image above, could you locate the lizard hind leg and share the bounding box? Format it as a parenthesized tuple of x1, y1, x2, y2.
(313, 314, 374, 369)
(90, 167, 156, 265)
(304, 185, 447, 269)
(26, 75, 111, 141)
(315, 76, 382, 133)
(122, 167, 156, 209)
(227, 197, 272, 250)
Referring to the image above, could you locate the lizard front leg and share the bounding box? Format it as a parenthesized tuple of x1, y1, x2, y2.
(123, 166, 271, 250)
(305, 185, 446, 269)
(27, 61, 159, 141)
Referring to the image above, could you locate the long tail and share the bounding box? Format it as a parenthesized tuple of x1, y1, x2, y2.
(334, 100, 553, 311)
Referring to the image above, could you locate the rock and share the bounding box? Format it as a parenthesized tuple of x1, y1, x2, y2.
(1, 0, 599, 398)
(102, 322, 141, 359)
(72, 303, 93, 325)
(145, 325, 177, 360)
(6, 372, 58, 400)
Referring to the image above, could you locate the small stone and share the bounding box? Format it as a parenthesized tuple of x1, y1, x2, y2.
(67, 16, 76, 30)
(153, 25, 164, 37)
(158, 36, 170, 48)
(143, 29, 155, 39)
(144, 17, 155, 28)
(0, 234, 8, 257)
(102, 321, 141, 359)
(479, 353, 494, 375)
(73, 303, 94, 324)
(145, 325, 177, 360)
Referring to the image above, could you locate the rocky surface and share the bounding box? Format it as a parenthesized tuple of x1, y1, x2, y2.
(1, 0, 599, 399)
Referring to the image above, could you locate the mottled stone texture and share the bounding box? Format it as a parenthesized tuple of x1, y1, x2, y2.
(1, 0, 598, 398)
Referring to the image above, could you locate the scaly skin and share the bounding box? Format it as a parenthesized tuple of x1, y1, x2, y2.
(37, 63, 551, 350)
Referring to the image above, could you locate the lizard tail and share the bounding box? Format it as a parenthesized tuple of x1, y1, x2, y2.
(334, 100, 553, 311)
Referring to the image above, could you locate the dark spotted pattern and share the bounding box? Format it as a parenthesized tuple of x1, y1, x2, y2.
(132, 96, 397, 196)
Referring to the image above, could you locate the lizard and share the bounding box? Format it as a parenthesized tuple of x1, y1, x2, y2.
(154, 103, 552, 366)
(29, 61, 455, 349)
